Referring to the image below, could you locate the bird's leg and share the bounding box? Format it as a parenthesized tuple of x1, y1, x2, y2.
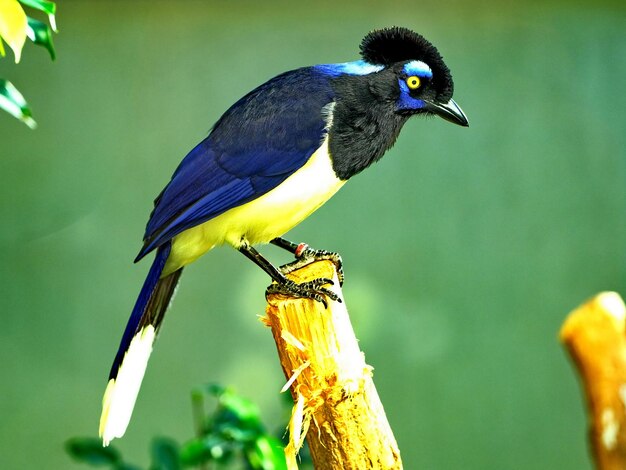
(270, 237, 344, 286)
(238, 242, 340, 308)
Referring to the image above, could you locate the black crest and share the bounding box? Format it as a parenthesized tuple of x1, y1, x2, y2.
(360, 26, 454, 101)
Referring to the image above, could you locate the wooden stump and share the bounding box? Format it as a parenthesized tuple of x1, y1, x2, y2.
(560, 292, 626, 469)
(262, 260, 402, 470)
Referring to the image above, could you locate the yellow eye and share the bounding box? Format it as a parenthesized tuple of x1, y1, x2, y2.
(406, 76, 421, 90)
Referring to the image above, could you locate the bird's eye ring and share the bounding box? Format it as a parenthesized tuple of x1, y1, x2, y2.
(406, 76, 421, 90)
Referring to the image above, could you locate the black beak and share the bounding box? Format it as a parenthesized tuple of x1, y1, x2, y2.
(425, 99, 469, 127)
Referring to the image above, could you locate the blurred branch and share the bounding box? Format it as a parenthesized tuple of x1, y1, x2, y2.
(560, 292, 626, 470)
(263, 260, 402, 469)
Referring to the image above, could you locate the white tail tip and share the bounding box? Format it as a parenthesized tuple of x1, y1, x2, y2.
(99, 325, 156, 446)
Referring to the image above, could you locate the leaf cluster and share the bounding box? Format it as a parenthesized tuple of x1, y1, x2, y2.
(67, 385, 290, 470)
(0, 0, 57, 128)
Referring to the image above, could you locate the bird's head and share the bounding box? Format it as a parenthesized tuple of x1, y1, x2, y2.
(318, 27, 468, 128)
(358, 27, 468, 126)
(315, 27, 468, 178)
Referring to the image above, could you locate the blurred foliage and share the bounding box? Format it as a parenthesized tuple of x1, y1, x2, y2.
(66, 385, 291, 470)
(182, 384, 287, 469)
(26, 15, 55, 59)
(0, 78, 34, 127)
(0, 0, 57, 127)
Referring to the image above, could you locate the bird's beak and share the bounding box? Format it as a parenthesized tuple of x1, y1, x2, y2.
(425, 99, 469, 127)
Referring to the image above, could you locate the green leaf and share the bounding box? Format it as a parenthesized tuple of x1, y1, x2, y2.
(18, 0, 56, 31)
(179, 437, 207, 466)
(115, 464, 143, 470)
(204, 383, 226, 397)
(204, 384, 264, 436)
(218, 390, 263, 430)
(179, 436, 235, 466)
(245, 435, 288, 470)
(26, 16, 55, 59)
(0, 78, 36, 128)
(65, 437, 121, 466)
(150, 437, 180, 470)
(18, 0, 55, 15)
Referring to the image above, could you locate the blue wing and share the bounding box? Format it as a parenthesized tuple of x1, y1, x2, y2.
(135, 67, 335, 261)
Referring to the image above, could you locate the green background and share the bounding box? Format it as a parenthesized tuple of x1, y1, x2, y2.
(1, 0, 625, 468)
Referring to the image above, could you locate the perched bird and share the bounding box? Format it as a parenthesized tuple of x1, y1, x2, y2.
(99, 26, 468, 445)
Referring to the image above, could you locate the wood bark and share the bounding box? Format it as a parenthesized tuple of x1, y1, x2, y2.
(560, 292, 626, 469)
(262, 260, 402, 469)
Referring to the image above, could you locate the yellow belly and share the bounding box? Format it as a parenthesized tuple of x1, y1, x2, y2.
(163, 138, 344, 275)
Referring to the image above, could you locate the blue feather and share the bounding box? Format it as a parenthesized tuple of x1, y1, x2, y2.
(315, 60, 384, 77)
(109, 242, 172, 379)
(136, 67, 336, 261)
(401, 60, 433, 78)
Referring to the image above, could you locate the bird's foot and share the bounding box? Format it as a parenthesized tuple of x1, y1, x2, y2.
(266, 277, 341, 308)
(280, 243, 345, 286)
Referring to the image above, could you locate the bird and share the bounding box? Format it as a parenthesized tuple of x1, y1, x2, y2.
(99, 26, 469, 446)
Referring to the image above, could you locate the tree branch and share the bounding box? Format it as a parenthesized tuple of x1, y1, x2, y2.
(560, 292, 626, 469)
(262, 260, 402, 469)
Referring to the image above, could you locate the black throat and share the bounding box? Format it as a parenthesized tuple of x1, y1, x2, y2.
(327, 69, 408, 181)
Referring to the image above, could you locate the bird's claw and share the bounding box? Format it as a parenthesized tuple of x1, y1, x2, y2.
(280, 247, 345, 286)
(266, 277, 341, 308)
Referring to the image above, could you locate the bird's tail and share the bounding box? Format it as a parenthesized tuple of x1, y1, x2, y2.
(99, 242, 182, 446)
